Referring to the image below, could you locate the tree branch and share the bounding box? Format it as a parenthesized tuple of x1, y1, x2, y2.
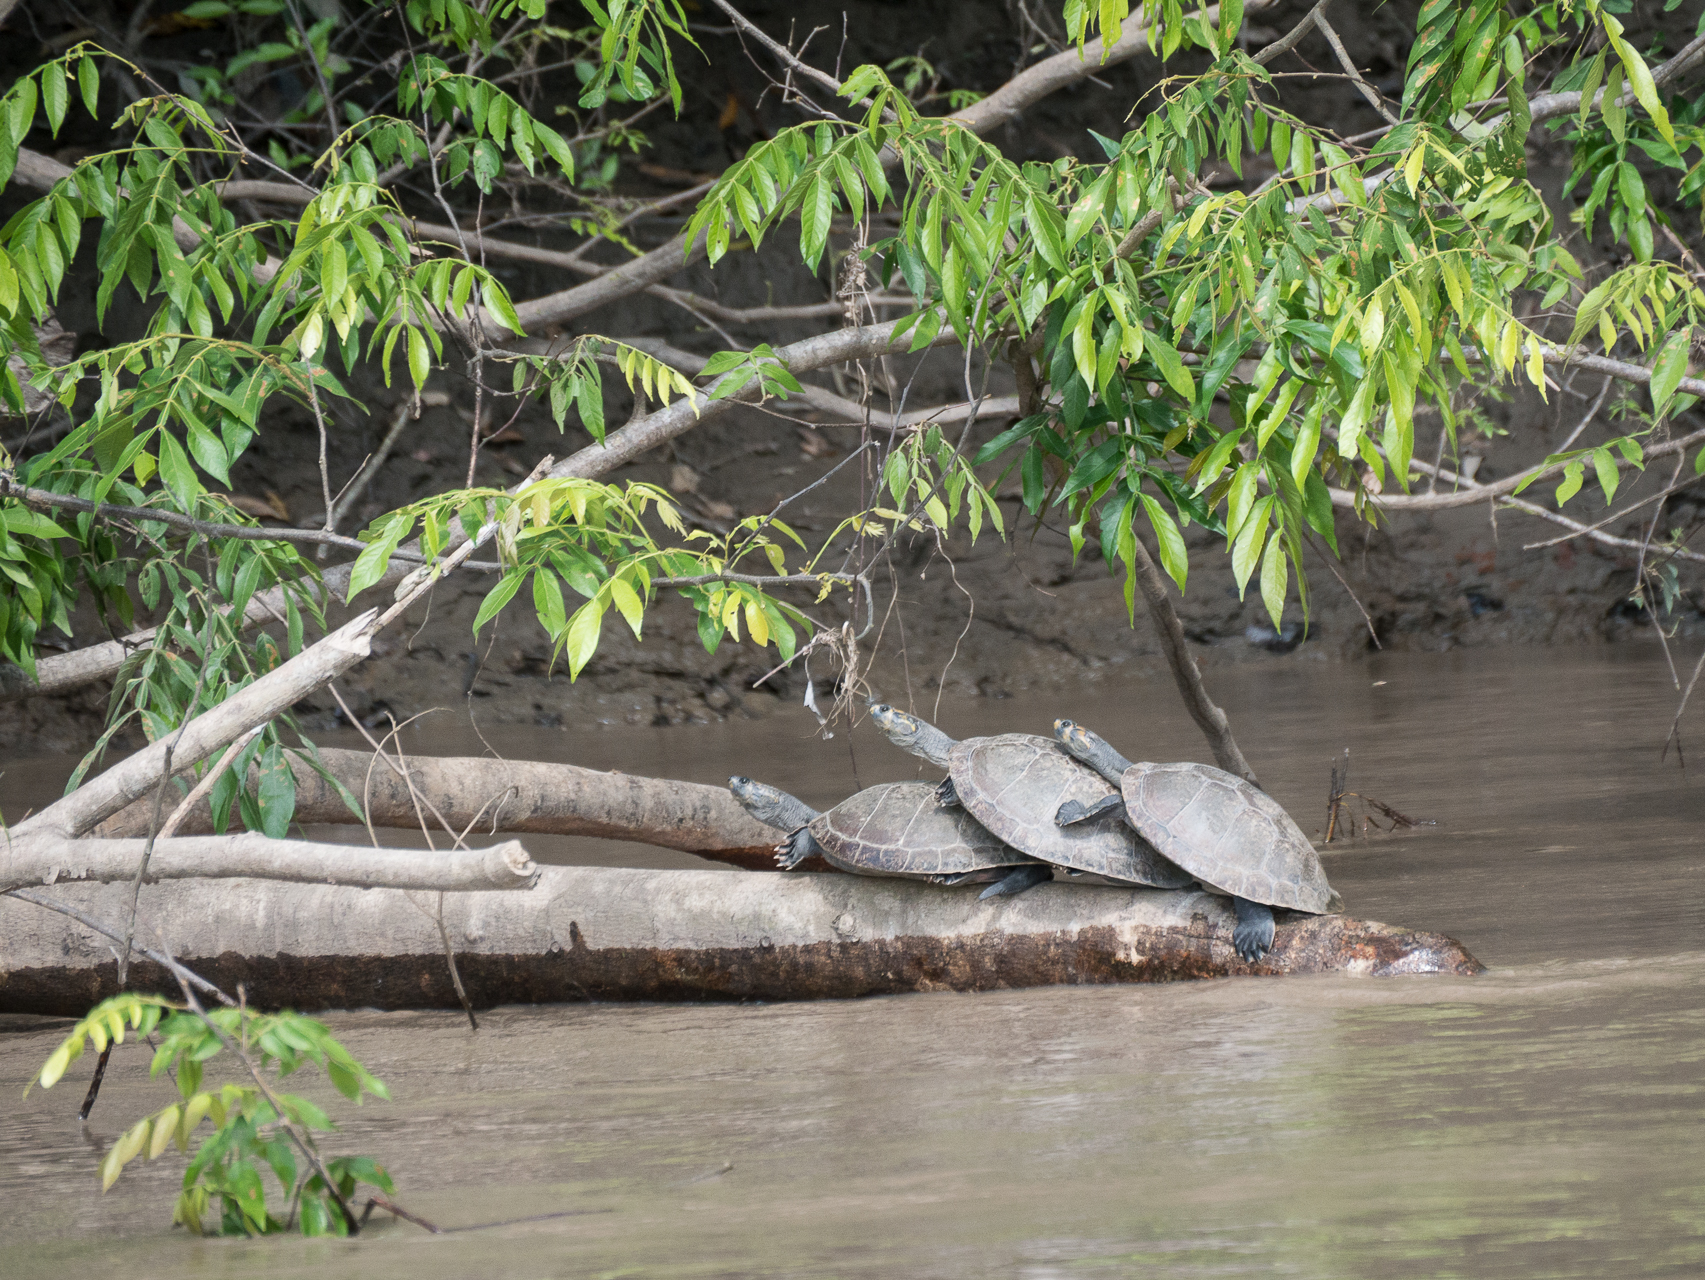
(0, 833, 541, 896)
(0, 471, 497, 568)
(1126, 536, 1259, 786)
(11, 609, 381, 837)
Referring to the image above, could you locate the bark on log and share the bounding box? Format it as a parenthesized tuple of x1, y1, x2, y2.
(0, 869, 1483, 1016)
(94, 747, 801, 871)
(1, 833, 540, 894)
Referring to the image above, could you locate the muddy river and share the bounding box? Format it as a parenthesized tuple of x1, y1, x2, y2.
(3, 645, 1703, 1277)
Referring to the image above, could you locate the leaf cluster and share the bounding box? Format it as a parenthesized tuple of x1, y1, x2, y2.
(31, 994, 392, 1238)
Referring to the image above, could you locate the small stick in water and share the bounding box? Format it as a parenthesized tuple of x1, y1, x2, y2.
(77, 1043, 113, 1121)
(362, 1195, 444, 1234)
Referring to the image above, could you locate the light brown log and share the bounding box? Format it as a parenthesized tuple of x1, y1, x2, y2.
(96, 747, 795, 871)
(13, 611, 379, 838)
(0, 869, 1483, 1016)
(0, 833, 539, 895)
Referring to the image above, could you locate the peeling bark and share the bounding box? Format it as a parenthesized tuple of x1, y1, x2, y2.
(0, 869, 1482, 1016)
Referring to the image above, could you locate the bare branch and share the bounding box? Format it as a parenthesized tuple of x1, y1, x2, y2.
(1, 832, 542, 895)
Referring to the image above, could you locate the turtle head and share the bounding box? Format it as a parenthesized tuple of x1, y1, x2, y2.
(1053, 719, 1133, 785)
(868, 703, 955, 767)
(728, 776, 819, 831)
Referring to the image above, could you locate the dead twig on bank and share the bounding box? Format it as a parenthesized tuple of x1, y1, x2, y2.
(1323, 749, 1431, 843)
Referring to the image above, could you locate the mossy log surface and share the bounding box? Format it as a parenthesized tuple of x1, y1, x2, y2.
(0, 867, 1481, 1015)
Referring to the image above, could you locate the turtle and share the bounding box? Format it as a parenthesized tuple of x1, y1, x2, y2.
(1051, 719, 1344, 963)
(729, 776, 1053, 898)
(865, 705, 1193, 892)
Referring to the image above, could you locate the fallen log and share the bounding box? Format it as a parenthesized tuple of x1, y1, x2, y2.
(0, 869, 1482, 1016)
(95, 747, 800, 872)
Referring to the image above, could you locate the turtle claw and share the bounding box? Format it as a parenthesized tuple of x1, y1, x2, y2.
(774, 828, 816, 871)
(935, 777, 962, 808)
(1231, 897, 1275, 964)
(978, 864, 1052, 900)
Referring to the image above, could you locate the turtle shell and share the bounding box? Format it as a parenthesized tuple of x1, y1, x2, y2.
(808, 781, 1040, 881)
(1119, 761, 1337, 913)
(947, 734, 1191, 889)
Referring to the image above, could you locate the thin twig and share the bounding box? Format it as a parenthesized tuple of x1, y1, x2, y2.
(1312, 12, 1400, 125)
(1250, 0, 1332, 67)
(119, 622, 215, 985)
(0, 474, 501, 568)
(3, 887, 235, 1004)
(158, 729, 264, 841)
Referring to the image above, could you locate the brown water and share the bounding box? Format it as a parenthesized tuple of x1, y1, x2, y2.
(4, 645, 1704, 1277)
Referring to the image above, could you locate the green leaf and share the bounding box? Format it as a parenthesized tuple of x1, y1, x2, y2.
(1139, 493, 1188, 590)
(1259, 531, 1288, 628)
(532, 568, 566, 639)
(77, 56, 99, 116)
(1592, 447, 1620, 506)
(1650, 330, 1690, 416)
(42, 64, 67, 135)
(407, 326, 430, 389)
(1231, 494, 1272, 595)
(256, 743, 296, 839)
(156, 432, 201, 509)
(1145, 332, 1195, 400)
(1064, 172, 1113, 249)
(186, 421, 231, 486)
(345, 516, 409, 599)
(472, 569, 525, 634)
(1, 508, 72, 539)
(563, 599, 603, 676)
(608, 577, 644, 638)
(800, 174, 835, 270)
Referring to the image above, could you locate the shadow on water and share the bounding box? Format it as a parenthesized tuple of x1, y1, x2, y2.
(3, 646, 1703, 1277)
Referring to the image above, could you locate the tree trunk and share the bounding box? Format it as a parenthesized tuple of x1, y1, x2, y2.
(0, 869, 1483, 1016)
(95, 747, 798, 871)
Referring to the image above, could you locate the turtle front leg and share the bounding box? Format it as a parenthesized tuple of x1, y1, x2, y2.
(935, 777, 962, 808)
(1231, 897, 1275, 963)
(1055, 794, 1126, 826)
(774, 827, 820, 870)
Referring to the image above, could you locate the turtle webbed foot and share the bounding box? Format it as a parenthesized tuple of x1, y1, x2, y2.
(1056, 799, 1088, 825)
(978, 864, 1052, 900)
(1231, 897, 1275, 963)
(774, 828, 816, 870)
(1056, 794, 1124, 826)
